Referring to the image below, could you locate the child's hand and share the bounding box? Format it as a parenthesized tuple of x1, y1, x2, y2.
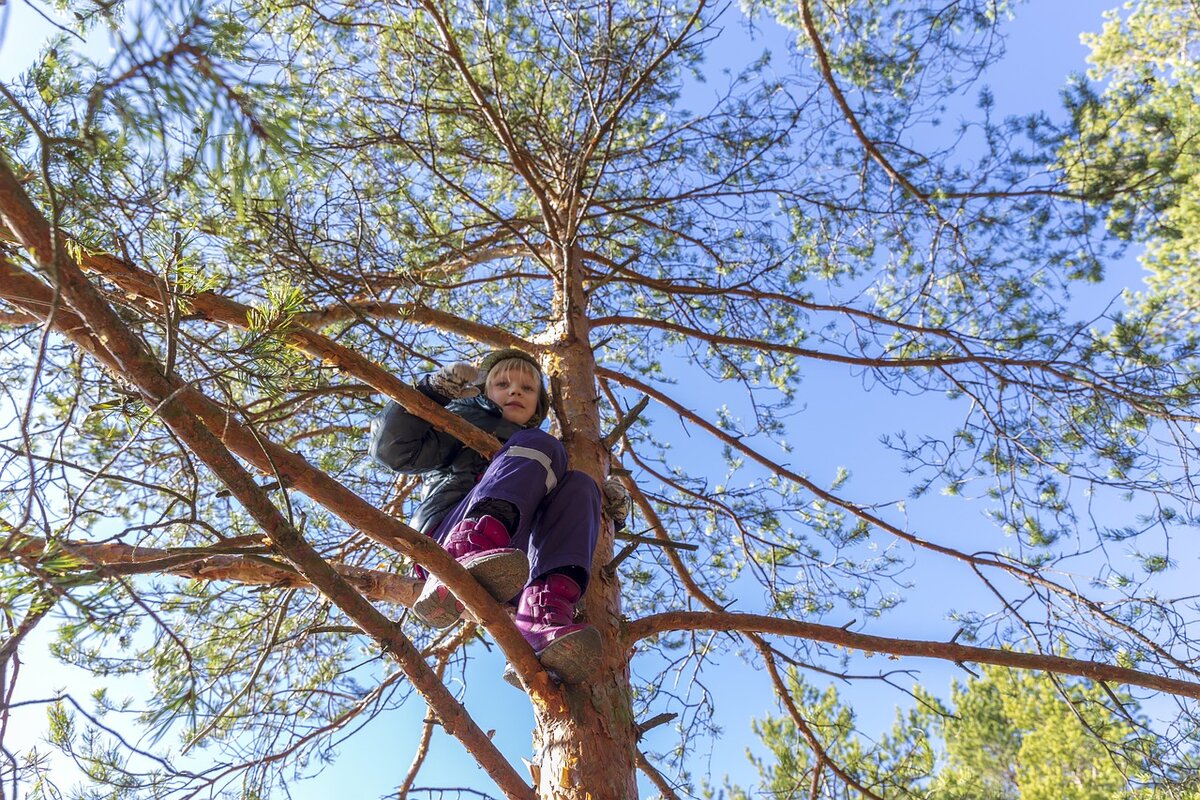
(602, 477, 632, 531)
(429, 361, 482, 399)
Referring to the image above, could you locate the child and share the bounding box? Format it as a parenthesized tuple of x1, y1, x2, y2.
(369, 349, 605, 683)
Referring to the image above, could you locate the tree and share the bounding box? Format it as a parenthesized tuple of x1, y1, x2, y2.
(2, 0, 1199, 798)
(1061, 0, 1200, 337)
(737, 663, 1200, 800)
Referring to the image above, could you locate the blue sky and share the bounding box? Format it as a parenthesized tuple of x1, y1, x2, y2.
(0, 2, 1155, 798)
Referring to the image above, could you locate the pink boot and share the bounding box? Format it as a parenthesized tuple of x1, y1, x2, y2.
(412, 516, 529, 628)
(514, 574, 601, 684)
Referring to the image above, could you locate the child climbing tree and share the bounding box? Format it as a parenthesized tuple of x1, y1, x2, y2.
(2, 0, 1200, 798)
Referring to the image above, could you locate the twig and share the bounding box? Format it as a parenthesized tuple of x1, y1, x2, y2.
(602, 541, 640, 578)
(760, 645, 886, 800)
(634, 749, 684, 800)
(615, 530, 697, 551)
(602, 395, 649, 449)
(635, 712, 677, 739)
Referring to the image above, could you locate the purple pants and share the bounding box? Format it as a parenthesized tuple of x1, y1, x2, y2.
(431, 429, 601, 588)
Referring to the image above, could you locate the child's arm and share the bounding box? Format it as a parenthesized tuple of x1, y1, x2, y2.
(368, 363, 480, 473)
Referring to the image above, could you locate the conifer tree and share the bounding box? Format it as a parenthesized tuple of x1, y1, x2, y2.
(2, 1, 1199, 797)
(739, 664, 1200, 799)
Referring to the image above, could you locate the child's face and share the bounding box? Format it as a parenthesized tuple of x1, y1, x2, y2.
(486, 366, 539, 426)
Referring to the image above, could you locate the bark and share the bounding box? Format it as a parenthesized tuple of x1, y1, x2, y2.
(8, 535, 422, 606)
(627, 610, 1200, 701)
(0, 308, 40, 325)
(527, 243, 640, 799)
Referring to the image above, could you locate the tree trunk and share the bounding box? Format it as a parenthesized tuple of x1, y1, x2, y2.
(532, 243, 640, 798)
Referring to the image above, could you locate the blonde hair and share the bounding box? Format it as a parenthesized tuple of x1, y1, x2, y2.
(485, 357, 542, 388)
(478, 349, 550, 427)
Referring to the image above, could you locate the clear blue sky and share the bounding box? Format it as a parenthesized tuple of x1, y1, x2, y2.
(0, 2, 1142, 798)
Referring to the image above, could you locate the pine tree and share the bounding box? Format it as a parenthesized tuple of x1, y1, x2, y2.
(3, 1, 1200, 797)
(738, 664, 1200, 799)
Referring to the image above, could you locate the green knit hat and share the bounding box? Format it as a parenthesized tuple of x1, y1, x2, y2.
(477, 348, 551, 428)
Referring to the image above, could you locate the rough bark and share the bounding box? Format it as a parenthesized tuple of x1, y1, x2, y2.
(8, 535, 422, 606)
(527, 243, 640, 799)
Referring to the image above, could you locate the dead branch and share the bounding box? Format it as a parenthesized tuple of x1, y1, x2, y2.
(602, 394, 649, 449)
(634, 712, 677, 739)
(7, 535, 422, 606)
(615, 530, 697, 551)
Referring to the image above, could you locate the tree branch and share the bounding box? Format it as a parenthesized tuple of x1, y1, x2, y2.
(0, 157, 552, 785)
(294, 299, 534, 353)
(415, 0, 558, 233)
(627, 610, 1200, 700)
(759, 644, 884, 800)
(634, 749, 684, 800)
(599, 366, 1199, 676)
(0, 223, 508, 458)
(0, 244, 551, 689)
(798, 0, 934, 208)
(8, 535, 422, 606)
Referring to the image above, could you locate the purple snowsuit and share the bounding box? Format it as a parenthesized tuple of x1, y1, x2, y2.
(433, 428, 599, 585)
(369, 393, 600, 588)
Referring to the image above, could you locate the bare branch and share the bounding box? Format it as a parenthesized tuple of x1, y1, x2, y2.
(626, 610, 1200, 701)
(602, 394, 649, 449)
(7, 534, 422, 606)
(634, 749, 684, 800)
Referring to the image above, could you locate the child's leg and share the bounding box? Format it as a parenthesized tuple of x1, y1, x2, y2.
(511, 470, 602, 684)
(460, 428, 569, 543)
(523, 471, 600, 585)
(413, 430, 567, 628)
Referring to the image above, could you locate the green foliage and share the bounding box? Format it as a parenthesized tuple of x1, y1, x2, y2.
(1061, 0, 1200, 338)
(732, 673, 938, 800)
(4, 0, 1200, 797)
(737, 664, 1200, 800)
